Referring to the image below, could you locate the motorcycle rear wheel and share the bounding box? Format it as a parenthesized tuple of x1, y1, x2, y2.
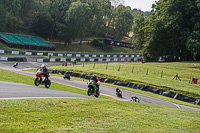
(34, 78, 40, 86)
(45, 79, 51, 88)
(95, 90, 100, 98)
(95, 93, 99, 98)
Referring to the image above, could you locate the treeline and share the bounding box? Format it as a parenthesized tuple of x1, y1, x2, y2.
(133, 0, 200, 61)
(132, 8, 149, 17)
(0, 0, 138, 45)
(1, 0, 198, 62)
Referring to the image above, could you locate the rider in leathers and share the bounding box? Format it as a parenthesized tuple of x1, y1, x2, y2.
(91, 74, 100, 91)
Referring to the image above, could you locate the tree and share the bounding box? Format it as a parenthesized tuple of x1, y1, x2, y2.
(0, 1, 6, 31)
(112, 5, 133, 41)
(65, 1, 92, 44)
(186, 0, 200, 60)
(141, 0, 198, 61)
(87, 0, 111, 37)
(132, 11, 145, 49)
(30, 14, 54, 38)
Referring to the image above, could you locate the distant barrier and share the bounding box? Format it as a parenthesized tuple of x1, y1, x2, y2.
(36, 57, 140, 62)
(0, 49, 142, 58)
(0, 56, 27, 62)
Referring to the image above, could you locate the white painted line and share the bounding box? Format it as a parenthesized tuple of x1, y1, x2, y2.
(0, 97, 89, 100)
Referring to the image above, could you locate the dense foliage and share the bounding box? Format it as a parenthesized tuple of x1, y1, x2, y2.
(0, 0, 134, 44)
(136, 0, 200, 61)
(2, 0, 198, 62)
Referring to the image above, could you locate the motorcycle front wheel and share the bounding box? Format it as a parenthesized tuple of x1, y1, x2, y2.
(87, 87, 92, 96)
(45, 79, 51, 88)
(34, 77, 40, 86)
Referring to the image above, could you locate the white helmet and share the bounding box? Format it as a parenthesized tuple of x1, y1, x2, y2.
(41, 64, 46, 69)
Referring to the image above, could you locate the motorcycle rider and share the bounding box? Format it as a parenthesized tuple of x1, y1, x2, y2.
(131, 95, 139, 102)
(41, 64, 49, 80)
(116, 87, 122, 98)
(64, 72, 70, 80)
(116, 87, 121, 93)
(13, 62, 18, 67)
(91, 74, 100, 90)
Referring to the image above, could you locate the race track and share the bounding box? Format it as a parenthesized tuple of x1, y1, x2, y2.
(0, 62, 199, 111)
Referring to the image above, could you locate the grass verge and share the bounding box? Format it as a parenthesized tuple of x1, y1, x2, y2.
(0, 98, 199, 132)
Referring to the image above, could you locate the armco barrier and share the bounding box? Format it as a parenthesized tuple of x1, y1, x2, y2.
(36, 57, 138, 62)
(0, 49, 142, 58)
(49, 69, 200, 106)
(0, 56, 27, 62)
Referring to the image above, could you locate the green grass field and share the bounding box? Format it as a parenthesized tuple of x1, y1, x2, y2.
(48, 62, 200, 99)
(0, 98, 199, 132)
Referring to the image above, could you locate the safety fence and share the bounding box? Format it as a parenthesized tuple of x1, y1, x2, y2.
(0, 56, 27, 62)
(0, 49, 141, 58)
(36, 57, 140, 62)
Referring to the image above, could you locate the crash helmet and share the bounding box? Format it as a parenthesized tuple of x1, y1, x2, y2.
(93, 74, 96, 78)
(41, 64, 46, 69)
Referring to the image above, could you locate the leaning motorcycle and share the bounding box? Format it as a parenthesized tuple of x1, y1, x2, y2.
(87, 80, 100, 98)
(63, 73, 70, 80)
(130, 98, 140, 103)
(34, 69, 51, 88)
(116, 91, 122, 98)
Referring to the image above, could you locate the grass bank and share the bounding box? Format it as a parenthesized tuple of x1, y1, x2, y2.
(0, 41, 138, 53)
(48, 62, 200, 99)
(53, 42, 137, 53)
(0, 98, 199, 132)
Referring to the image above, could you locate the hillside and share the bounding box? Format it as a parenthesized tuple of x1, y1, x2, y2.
(53, 42, 138, 53)
(0, 41, 139, 54)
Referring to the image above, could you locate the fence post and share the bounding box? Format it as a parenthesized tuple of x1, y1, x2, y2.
(106, 62, 108, 70)
(118, 65, 121, 71)
(146, 68, 148, 75)
(161, 71, 163, 78)
(93, 63, 95, 68)
(132, 66, 134, 73)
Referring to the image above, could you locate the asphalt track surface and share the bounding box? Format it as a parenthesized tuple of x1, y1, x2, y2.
(0, 81, 93, 99)
(0, 62, 200, 111)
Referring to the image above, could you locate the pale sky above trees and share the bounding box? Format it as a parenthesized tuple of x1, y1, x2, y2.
(124, 0, 156, 11)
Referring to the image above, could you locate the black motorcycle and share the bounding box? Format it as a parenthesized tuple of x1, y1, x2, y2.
(87, 80, 100, 98)
(63, 73, 70, 80)
(13, 62, 18, 67)
(116, 89, 122, 98)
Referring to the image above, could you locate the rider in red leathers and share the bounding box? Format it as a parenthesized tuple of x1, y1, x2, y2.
(91, 74, 100, 89)
(41, 64, 49, 80)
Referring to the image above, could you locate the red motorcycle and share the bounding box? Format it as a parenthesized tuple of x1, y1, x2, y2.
(34, 69, 51, 88)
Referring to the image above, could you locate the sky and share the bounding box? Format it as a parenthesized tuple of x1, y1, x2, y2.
(123, 0, 156, 11)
